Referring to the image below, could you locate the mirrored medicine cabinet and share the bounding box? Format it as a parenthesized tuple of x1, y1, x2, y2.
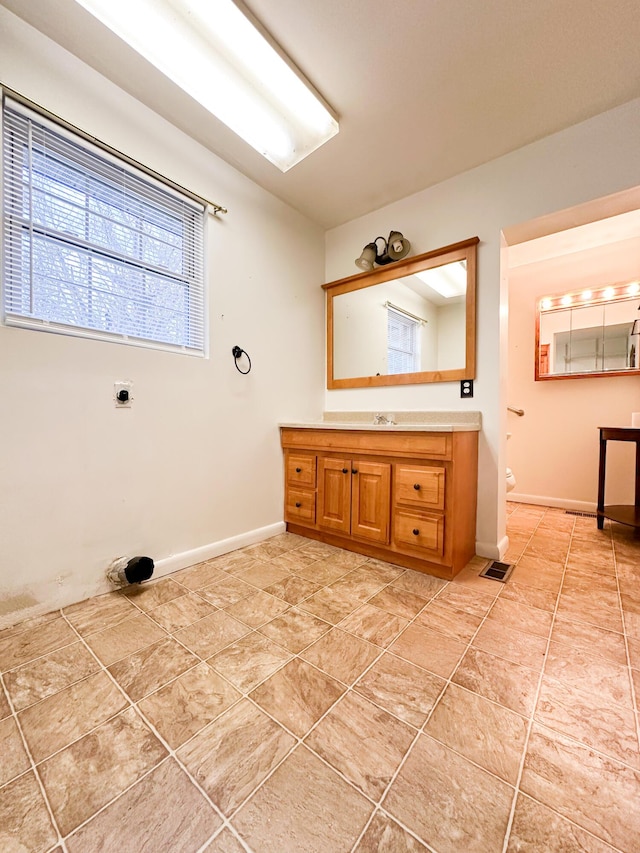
(535, 281, 640, 380)
(323, 237, 478, 389)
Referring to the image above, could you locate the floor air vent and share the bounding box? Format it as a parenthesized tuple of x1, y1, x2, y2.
(479, 560, 514, 583)
(564, 510, 597, 518)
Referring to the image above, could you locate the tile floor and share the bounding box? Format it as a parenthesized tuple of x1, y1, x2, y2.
(1, 504, 640, 852)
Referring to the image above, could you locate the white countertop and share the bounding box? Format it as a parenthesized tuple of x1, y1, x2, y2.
(280, 411, 481, 432)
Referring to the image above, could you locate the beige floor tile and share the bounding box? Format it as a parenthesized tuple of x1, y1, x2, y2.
(506, 793, 619, 853)
(434, 583, 496, 617)
(236, 563, 290, 590)
(211, 554, 269, 576)
(108, 637, 199, 702)
(297, 557, 354, 585)
(19, 670, 127, 763)
(224, 590, 289, 627)
(521, 725, 640, 851)
(0, 686, 10, 719)
(362, 559, 405, 583)
(551, 615, 627, 665)
(4, 641, 100, 711)
(172, 561, 226, 591)
(450, 563, 498, 592)
(390, 623, 466, 678)
(472, 619, 548, 671)
(258, 607, 330, 653)
(367, 585, 428, 619)
(84, 613, 167, 666)
(498, 580, 558, 613)
(66, 758, 221, 852)
(139, 662, 241, 748)
(174, 611, 250, 658)
(204, 828, 247, 851)
(0, 771, 58, 852)
(0, 715, 30, 786)
(556, 589, 623, 634)
(425, 683, 528, 784)
(208, 632, 291, 692)
(177, 699, 294, 815)
(416, 599, 483, 643)
(39, 707, 166, 836)
(509, 557, 564, 593)
(333, 565, 390, 599)
(536, 675, 640, 769)
(63, 593, 137, 637)
(452, 647, 539, 717)
(522, 538, 570, 565)
(0, 610, 60, 642)
(629, 637, 640, 671)
(0, 618, 77, 672)
(233, 745, 372, 852)
(123, 578, 187, 612)
(383, 733, 514, 853)
(354, 811, 428, 851)
(354, 652, 445, 727)
(487, 597, 553, 638)
(146, 591, 215, 632)
(300, 627, 380, 685)
(264, 574, 321, 604)
(243, 540, 291, 561)
(299, 584, 366, 624)
(263, 548, 319, 571)
(251, 658, 344, 736)
(339, 603, 409, 648)
(198, 576, 256, 608)
(544, 641, 633, 709)
(306, 691, 414, 799)
(324, 549, 371, 570)
(391, 570, 446, 598)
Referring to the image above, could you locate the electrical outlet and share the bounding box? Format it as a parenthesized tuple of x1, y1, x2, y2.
(114, 380, 133, 408)
(460, 379, 474, 399)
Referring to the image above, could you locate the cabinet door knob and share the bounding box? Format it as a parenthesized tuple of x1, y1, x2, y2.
(342, 468, 349, 474)
(352, 469, 358, 475)
(295, 467, 302, 473)
(295, 501, 302, 508)
(413, 483, 421, 490)
(412, 528, 420, 536)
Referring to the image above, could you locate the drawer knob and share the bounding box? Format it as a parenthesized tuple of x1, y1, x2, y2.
(352, 469, 358, 475)
(342, 468, 349, 474)
(412, 528, 420, 536)
(295, 501, 302, 508)
(413, 483, 421, 490)
(295, 467, 302, 473)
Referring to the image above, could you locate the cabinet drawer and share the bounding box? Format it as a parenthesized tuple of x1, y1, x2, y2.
(393, 509, 444, 556)
(285, 487, 316, 524)
(395, 464, 445, 510)
(286, 454, 316, 488)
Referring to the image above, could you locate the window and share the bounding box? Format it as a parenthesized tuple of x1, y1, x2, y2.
(387, 306, 420, 374)
(2, 96, 206, 353)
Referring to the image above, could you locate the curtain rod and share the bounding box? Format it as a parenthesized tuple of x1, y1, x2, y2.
(1, 84, 228, 216)
(384, 301, 428, 324)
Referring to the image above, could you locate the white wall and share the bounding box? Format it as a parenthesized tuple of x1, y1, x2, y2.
(325, 98, 640, 557)
(507, 236, 640, 510)
(0, 9, 325, 626)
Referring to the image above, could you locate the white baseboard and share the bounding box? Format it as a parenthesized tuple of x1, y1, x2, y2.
(475, 538, 507, 560)
(0, 521, 286, 632)
(508, 493, 596, 513)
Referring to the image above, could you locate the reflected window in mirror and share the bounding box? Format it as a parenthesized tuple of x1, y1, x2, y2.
(535, 280, 640, 380)
(324, 238, 478, 388)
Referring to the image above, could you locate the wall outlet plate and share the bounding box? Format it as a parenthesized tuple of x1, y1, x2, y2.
(460, 379, 474, 398)
(114, 380, 133, 407)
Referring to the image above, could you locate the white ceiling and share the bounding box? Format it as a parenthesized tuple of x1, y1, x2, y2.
(3, 0, 640, 229)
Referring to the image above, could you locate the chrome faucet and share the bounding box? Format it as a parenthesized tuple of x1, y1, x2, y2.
(373, 413, 395, 425)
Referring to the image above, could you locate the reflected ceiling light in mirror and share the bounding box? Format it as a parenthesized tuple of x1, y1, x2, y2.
(539, 280, 640, 313)
(603, 287, 616, 300)
(561, 295, 572, 307)
(541, 297, 553, 311)
(581, 290, 592, 301)
(72, 0, 338, 171)
(627, 281, 640, 295)
(414, 261, 467, 298)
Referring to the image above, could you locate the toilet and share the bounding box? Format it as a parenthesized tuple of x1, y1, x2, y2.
(506, 467, 516, 492)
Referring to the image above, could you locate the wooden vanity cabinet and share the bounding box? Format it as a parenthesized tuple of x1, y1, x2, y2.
(281, 427, 478, 580)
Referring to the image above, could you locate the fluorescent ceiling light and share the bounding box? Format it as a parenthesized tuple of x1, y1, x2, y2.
(73, 0, 339, 171)
(414, 261, 467, 299)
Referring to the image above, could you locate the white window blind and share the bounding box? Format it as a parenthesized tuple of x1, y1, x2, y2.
(387, 306, 420, 374)
(2, 97, 206, 353)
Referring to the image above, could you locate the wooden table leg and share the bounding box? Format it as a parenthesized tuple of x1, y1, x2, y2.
(597, 433, 607, 530)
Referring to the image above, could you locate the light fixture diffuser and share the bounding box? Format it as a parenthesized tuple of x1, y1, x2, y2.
(73, 0, 339, 171)
(414, 261, 467, 299)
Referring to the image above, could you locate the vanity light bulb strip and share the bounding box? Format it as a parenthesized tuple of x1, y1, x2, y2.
(539, 279, 640, 312)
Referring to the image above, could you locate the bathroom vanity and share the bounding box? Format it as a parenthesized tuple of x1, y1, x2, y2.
(280, 414, 480, 580)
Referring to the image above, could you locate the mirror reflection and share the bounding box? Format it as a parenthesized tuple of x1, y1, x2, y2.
(325, 238, 478, 389)
(536, 281, 640, 380)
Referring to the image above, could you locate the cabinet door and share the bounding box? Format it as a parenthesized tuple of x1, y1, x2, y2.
(318, 457, 351, 533)
(351, 460, 391, 544)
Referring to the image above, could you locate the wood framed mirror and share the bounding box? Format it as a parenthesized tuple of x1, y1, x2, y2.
(324, 237, 478, 389)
